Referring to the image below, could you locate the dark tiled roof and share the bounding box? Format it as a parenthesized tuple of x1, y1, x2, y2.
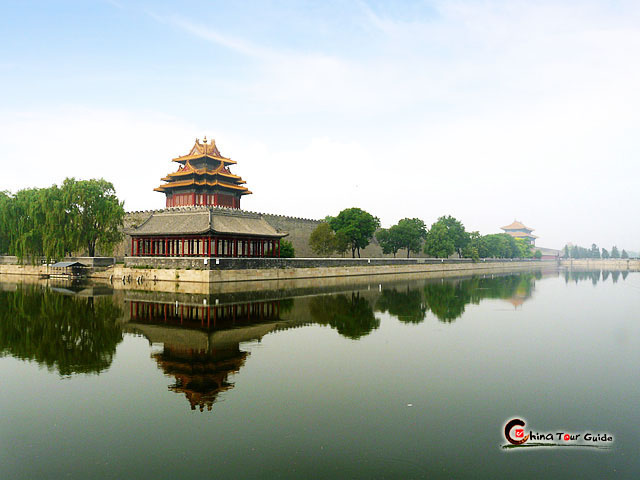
(50, 261, 87, 268)
(132, 207, 287, 238)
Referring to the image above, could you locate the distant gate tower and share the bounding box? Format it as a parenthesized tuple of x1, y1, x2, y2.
(500, 220, 538, 246)
(155, 137, 252, 208)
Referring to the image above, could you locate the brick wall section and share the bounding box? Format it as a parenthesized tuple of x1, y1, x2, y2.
(114, 210, 157, 257)
(260, 214, 322, 257)
(260, 214, 394, 258)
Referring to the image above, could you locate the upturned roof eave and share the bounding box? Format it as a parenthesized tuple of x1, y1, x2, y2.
(171, 154, 237, 165)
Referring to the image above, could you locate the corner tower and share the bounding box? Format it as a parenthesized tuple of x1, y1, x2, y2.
(154, 137, 252, 208)
(500, 220, 538, 246)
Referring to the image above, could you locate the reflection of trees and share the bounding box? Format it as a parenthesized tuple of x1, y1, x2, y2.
(422, 274, 536, 323)
(423, 282, 469, 322)
(564, 270, 627, 284)
(376, 287, 427, 324)
(0, 285, 123, 375)
(309, 292, 379, 339)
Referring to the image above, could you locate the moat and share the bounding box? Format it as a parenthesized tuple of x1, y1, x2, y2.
(1, 268, 638, 478)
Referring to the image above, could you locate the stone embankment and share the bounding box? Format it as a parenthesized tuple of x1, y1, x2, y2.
(99, 258, 547, 285)
(560, 259, 640, 269)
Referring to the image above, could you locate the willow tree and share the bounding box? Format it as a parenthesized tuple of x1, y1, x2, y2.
(0, 191, 10, 254)
(62, 178, 125, 257)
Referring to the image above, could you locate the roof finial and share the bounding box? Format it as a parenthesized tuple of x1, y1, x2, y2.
(203, 136, 208, 144)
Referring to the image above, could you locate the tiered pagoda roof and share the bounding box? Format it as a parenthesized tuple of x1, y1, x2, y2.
(501, 220, 534, 233)
(500, 219, 538, 245)
(154, 137, 252, 197)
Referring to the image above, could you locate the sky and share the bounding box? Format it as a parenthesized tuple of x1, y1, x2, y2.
(1, 0, 639, 251)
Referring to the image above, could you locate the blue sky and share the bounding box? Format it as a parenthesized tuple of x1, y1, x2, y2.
(2, 0, 640, 250)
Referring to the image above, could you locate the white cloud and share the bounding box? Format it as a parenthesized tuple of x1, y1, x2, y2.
(0, 108, 203, 211)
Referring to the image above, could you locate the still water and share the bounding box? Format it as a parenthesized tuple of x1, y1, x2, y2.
(1, 269, 639, 478)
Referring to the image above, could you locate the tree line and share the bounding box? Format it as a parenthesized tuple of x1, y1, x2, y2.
(0, 178, 125, 261)
(561, 244, 631, 259)
(308, 207, 540, 259)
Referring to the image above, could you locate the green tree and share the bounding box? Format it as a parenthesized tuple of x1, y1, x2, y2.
(393, 218, 427, 258)
(621, 249, 629, 259)
(534, 250, 542, 259)
(590, 243, 600, 258)
(462, 231, 481, 261)
(333, 231, 350, 257)
(375, 228, 402, 258)
(0, 191, 12, 254)
(437, 215, 470, 257)
(328, 207, 380, 258)
(62, 178, 125, 257)
(309, 222, 336, 257)
(476, 233, 519, 258)
(515, 238, 533, 258)
(279, 239, 295, 258)
(610, 246, 620, 258)
(601, 248, 610, 259)
(424, 222, 455, 258)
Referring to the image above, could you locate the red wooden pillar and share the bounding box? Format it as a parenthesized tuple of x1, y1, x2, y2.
(214, 193, 219, 206)
(277, 239, 280, 257)
(192, 192, 196, 206)
(207, 237, 211, 257)
(164, 238, 168, 256)
(181, 238, 184, 257)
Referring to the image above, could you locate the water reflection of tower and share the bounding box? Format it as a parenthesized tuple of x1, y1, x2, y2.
(127, 299, 285, 411)
(155, 343, 247, 412)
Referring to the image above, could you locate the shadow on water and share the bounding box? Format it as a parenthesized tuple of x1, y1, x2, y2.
(0, 270, 558, 411)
